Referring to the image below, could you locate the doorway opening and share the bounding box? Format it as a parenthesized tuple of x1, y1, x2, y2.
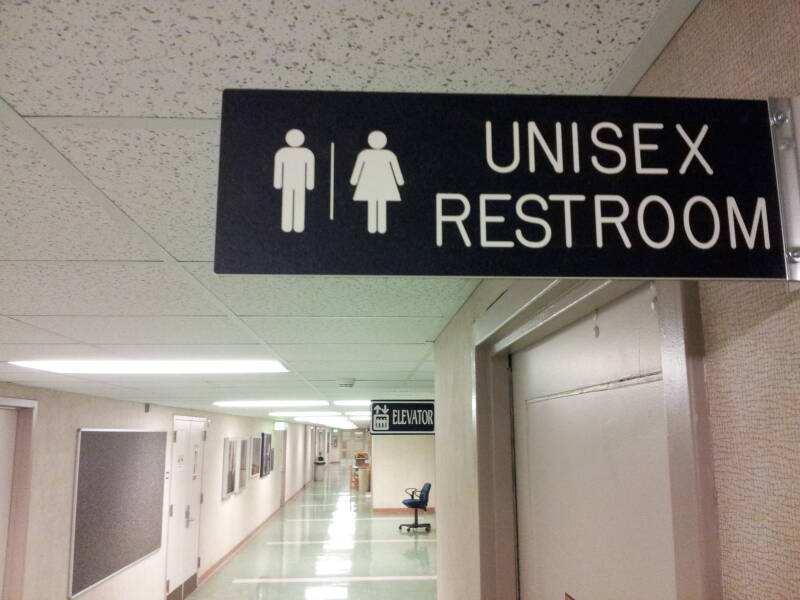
(0, 398, 36, 600)
(166, 416, 208, 600)
(472, 281, 721, 600)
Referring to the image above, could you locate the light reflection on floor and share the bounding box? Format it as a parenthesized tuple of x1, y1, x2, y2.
(188, 463, 437, 600)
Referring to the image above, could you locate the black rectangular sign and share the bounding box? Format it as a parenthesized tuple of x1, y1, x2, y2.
(216, 89, 785, 279)
(371, 400, 434, 435)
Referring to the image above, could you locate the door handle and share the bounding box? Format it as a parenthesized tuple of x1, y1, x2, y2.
(185, 505, 196, 527)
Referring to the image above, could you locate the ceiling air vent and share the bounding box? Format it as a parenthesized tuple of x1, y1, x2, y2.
(336, 377, 356, 388)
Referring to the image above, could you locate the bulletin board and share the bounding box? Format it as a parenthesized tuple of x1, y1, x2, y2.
(69, 429, 167, 597)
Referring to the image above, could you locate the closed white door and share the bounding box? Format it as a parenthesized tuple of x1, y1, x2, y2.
(166, 418, 206, 595)
(512, 284, 678, 600)
(0, 408, 17, 590)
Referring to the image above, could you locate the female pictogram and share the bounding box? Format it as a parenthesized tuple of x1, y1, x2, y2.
(349, 131, 405, 234)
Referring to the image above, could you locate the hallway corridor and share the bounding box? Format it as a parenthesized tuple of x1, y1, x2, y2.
(189, 464, 437, 599)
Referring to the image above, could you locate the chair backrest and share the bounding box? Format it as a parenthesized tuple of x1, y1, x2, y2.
(418, 482, 431, 507)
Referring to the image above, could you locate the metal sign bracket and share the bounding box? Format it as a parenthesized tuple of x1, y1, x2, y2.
(768, 97, 800, 288)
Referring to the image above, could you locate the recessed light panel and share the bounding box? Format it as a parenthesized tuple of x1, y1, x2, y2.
(332, 400, 372, 407)
(269, 411, 342, 418)
(10, 359, 288, 374)
(294, 416, 357, 430)
(214, 400, 329, 408)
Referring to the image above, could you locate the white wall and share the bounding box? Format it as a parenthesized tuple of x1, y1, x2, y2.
(371, 435, 435, 510)
(284, 423, 308, 502)
(199, 415, 283, 573)
(0, 381, 290, 600)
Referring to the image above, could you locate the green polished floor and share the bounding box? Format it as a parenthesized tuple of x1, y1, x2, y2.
(188, 464, 437, 599)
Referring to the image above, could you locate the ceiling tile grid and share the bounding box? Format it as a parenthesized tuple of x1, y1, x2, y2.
(0, 0, 678, 415)
(15, 316, 257, 345)
(36, 125, 220, 261)
(242, 316, 445, 343)
(1, 0, 666, 118)
(0, 121, 161, 261)
(185, 263, 479, 317)
(0, 317, 77, 344)
(0, 262, 224, 316)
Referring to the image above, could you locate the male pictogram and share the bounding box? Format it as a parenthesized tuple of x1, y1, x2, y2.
(273, 129, 315, 233)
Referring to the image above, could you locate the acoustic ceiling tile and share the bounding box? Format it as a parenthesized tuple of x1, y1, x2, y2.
(0, 262, 224, 316)
(291, 360, 422, 373)
(0, 368, 88, 387)
(304, 370, 416, 382)
(0, 122, 161, 261)
(0, 343, 115, 362)
(37, 126, 218, 261)
(186, 263, 478, 317)
(410, 373, 435, 383)
(97, 344, 275, 360)
(272, 343, 431, 362)
(141, 389, 326, 401)
(1, 1, 665, 117)
(315, 379, 433, 391)
(200, 372, 305, 386)
(197, 382, 319, 393)
(363, 391, 434, 400)
(242, 316, 444, 344)
(35, 381, 139, 399)
(0, 317, 77, 344)
(16, 316, 254, 345)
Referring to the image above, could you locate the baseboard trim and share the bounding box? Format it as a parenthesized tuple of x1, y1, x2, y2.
(284, 483, 308, 505)
(373, 507, 436, 514)
(198, 507, 280, 585)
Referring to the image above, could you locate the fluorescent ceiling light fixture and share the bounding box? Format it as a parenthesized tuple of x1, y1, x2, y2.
(213, 400, 329, 408)
(349, 416, 372, 422)
(294, 416, 358, 430)
(273, 421, 288, 431)
(10, 359, 288, 375)
(269, 411, 342, 417)
(332, 400, 372, 407)
(344, 411, 371, 416)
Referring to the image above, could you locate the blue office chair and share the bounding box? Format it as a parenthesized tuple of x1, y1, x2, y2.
(399, 482, 432, 532)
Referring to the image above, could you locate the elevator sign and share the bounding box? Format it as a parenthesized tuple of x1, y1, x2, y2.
(371, 400, 434, 435)
(215, 89, 786, 279)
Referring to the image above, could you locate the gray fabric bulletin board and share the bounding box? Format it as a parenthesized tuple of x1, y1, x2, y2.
(70, 429, 167, 597)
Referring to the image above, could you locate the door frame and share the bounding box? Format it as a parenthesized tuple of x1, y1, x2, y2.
(165, 415, 208, 600)
(0, 398, 37, 600)
(471, 280, 721, 600)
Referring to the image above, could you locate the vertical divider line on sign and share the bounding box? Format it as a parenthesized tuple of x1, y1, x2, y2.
(330, 142, 335, 220)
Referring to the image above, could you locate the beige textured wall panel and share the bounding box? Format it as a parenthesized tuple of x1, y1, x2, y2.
(434, 279, 513, 600)
(696, 282, 800, 599)
(371, 435, 435, 510)
(0, 381, 281, 600)
(635, 0, 800, 99)
(635, 3, 800, 597)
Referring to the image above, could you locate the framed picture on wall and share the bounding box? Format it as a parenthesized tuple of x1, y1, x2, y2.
(222, 437, 237, 499)
(237, 438, 248, 492)
(251, 435, 262, 477)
